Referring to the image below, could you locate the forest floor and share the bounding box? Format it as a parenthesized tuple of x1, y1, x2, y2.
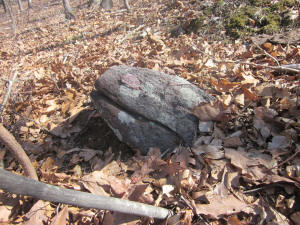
(0, 0, 300, 224)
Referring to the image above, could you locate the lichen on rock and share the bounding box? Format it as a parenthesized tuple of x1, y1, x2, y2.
(91, 65, 215, 154)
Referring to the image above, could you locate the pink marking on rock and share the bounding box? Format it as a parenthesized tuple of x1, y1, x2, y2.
(121, 73, 141, 90)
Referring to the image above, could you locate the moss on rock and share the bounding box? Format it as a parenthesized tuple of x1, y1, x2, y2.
(225, 0, 298, 38)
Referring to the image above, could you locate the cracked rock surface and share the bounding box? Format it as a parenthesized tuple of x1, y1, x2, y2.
(91, 65, 214, 154)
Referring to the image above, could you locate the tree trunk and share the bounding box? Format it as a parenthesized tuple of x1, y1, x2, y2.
(2, 0, 16, 35)
(88, 0, 101, 8)
(17, 0, 23, 11)
(124, 0, 130, 11)
(27, 0, 32, 8)
(62, 0, 75, 19)
(100, 0, 113, 9)
(1, 0, 7, 13)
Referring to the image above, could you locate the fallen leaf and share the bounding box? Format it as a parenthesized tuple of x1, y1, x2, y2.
(268, 135, 289, 150)
(195, 194, 253, 219)
(78, 149, 97, 161)
(242, 87, 258, 101)
(162, 184, 174, 197)
(40, 157, 56, 172)
(81, 170, 130, 197)
(224, 148, 273, 181)
(290, 211, 300, 225)
(205, 59, 217, 68)
(192, 101, 226, 121)
(234, 93, 244, 106)
(193, 144, 224, 160)
(23, 200, 48, 225)
(0, 206, 11, 223)
(224, 136, 243, 148)
(50, 205, 69, 225)
(173, 147, 195, 168)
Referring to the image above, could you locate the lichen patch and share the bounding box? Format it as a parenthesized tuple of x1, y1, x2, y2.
(118, 111, 135, 125)
(179, 87, 201, 108)
(119, 85, 140, 99)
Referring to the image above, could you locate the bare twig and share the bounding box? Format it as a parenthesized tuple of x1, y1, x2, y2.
(216, 59, 300, 73)
(243, 186, 266, 194)
(180, 195, 210, 225)
(53, 203, 62, 225)
(194, 46, 300, 73)
(265, 149, 300, 173)
(253, 42, 280, 66)
(119, 24, 146, 43)
(0, 72, 18, 116)
(0, 71, 38, 180)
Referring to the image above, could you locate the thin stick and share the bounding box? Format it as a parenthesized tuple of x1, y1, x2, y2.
(218, 59, 300, 73)
(180, 195, 210, 225)
(265, 149, 300, 173)
(0, 72, 18, 116)
(194, 46, 300, 73)
(0, 71, 38, 180)
(253, 43, 280, 66)
(243, 186, 265, 194)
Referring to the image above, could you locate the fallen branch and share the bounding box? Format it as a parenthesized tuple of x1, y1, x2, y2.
(119, 24, 146, 43)
(0, 124, 38, 180)
(0, 71, 38, 180)
(0, 169, 171, 219)
(193, 45, 300, 73)
(218, 60, 300, 73)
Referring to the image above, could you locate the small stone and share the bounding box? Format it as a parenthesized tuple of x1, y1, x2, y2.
(198, 121, 213, 133)
(224, 136, 243, 148)
(228, 130, 242, 138)
(268, 135, 289, 149)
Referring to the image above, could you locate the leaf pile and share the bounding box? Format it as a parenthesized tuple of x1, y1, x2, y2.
(0, 0, 299, 224)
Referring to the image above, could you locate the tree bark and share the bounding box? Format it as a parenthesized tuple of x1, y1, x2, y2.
(100, 0, 113, 9)
(62, 0, 75, 19)
(124, 0, 130, 11)
(2, 0, 16, 35)
(1, 0, 7, 13)
(88, 0, 101, 7)
(89, 0, 129, 11)
(17, 0, 23, 11)
(27, 0, 32, 8)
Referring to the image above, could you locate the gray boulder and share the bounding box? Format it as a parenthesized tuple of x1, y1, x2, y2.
(91, 65, 214, 154)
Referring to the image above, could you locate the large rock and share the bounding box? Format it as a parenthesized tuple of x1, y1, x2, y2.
(91, 65, 214, 154)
